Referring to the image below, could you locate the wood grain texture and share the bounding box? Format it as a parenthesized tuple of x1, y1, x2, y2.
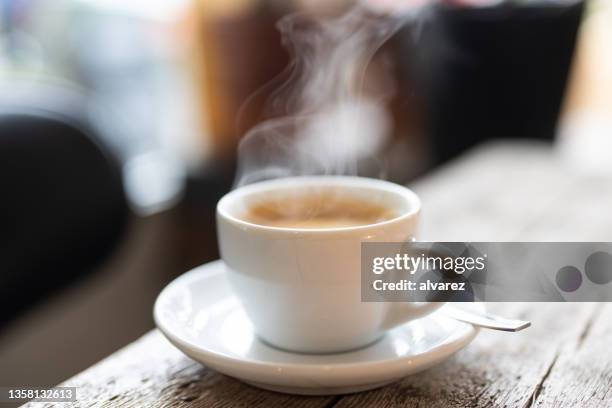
(24, 141, 612, 407)
(532, 303, 612, 407)
(24, 331, 335, 408)
(334, 303, 601, 408)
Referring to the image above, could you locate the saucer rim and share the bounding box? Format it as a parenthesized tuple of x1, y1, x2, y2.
(154, 260, 480, 380)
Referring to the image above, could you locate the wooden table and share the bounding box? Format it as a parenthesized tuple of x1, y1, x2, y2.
(27, 141, 612, 407)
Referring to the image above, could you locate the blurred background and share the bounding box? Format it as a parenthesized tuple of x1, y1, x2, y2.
(0, 0, 609, 388)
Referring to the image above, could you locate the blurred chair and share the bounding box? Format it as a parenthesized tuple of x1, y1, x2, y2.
(0, 83, 179, 388)
(0, 89, 127, 327)
(412, 1, 585, 164)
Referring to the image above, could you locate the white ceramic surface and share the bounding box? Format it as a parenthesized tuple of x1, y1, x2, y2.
(154, 261, 480, 395)
(216, 176, 442, 353)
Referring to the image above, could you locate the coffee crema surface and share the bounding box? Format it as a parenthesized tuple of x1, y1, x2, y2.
(243, 193, 397, 228)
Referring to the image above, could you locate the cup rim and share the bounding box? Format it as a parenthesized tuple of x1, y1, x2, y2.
(216, 176, 421, 234)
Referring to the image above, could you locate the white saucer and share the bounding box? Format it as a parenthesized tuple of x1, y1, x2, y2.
(154, 260, 480, 395)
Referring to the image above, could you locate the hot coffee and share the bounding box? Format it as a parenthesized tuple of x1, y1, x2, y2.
(243, 192, 397, 229)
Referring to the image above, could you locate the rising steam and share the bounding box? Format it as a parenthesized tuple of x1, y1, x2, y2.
(233, 3, 422, 188)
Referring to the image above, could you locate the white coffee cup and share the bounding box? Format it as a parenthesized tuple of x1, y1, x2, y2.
(216, 176, 441, 353)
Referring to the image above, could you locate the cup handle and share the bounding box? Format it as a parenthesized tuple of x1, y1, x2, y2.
(381, 301, 444, 331)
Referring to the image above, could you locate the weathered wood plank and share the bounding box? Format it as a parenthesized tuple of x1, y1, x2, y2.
(532, 303, 612, 407)
(412, 141, 583, 241)
(23, 331, 335, 408)
(332, 303, 598, 408)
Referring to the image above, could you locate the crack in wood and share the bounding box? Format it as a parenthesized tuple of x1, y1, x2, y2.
(322, 395, 343, 408)
(526, 349, 561, 408)
(576, 305, 603, 351)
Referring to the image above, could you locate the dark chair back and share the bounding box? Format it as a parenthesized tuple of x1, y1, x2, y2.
(0, 87, 128, 328)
